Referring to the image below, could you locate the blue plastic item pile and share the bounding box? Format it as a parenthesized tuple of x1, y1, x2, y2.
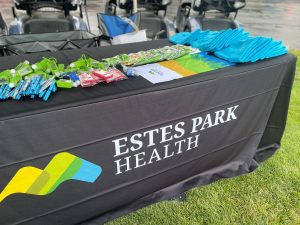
(169, 28, 288, 63)
(0, 75, 56, 101)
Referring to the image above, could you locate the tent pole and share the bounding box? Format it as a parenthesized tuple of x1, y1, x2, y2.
(83, 0, 91, 32)
(133, 0, 138, 14)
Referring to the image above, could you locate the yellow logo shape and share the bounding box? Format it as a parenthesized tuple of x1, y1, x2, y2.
(0, 152, 102, 203)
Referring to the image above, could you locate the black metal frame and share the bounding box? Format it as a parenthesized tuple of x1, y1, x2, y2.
(140, 0, 172, 16)
(192, 0, 246, 18)
(0, 13, 7, 35)
(14, 0, 78, 16)
(0, 37, 101, 57)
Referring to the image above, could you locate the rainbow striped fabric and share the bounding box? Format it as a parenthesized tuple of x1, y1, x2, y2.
(134, 52, 234, 84)
(0, 152, 102, 203)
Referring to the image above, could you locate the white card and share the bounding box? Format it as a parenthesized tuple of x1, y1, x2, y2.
(133, 63, 183, 84)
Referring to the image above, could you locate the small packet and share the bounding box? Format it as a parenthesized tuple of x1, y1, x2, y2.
(69, 72, 81, 87)
(105, 68, 127, 83)
(90, 73, 103, 84)
(56, 79, 73, 88)
(124, 68, 137, 77)
(79, 72, 99, 87)
(124, 53, 142, 66)
(119, 64, 137, 77)
(14, 61, 33, 77)
(92, 70, 113, 81)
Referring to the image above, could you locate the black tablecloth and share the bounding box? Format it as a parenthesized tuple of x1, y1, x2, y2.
(0, 40, 296, 225)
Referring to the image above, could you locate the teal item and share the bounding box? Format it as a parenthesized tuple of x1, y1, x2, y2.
(169, 32, 190, 45)
(170, 28, 249, 52)
(215, 37, 288, 63)
(170, 28, 288, 63)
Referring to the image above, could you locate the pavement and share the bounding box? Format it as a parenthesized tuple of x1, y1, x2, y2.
(0, 0, 300, 49)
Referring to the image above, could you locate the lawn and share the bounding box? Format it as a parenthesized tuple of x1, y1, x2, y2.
(107, 51, 300, 225)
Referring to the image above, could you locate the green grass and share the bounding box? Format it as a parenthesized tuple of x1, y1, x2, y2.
(107, 52, 300, 225)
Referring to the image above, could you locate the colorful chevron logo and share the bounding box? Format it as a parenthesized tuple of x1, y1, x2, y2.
(0, 152, 102, 203)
